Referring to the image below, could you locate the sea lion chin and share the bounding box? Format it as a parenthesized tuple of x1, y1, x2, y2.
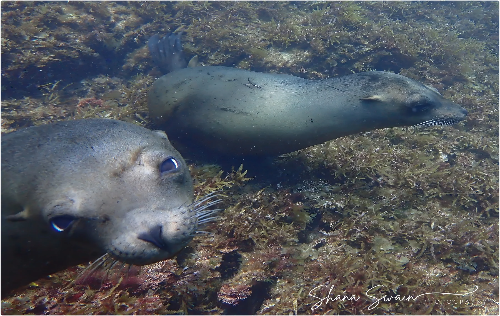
(147, 34, 467, 157)
(1, 119, 217, 295)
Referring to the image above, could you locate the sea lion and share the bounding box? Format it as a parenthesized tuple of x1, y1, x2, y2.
(147, 34, 468, 156)
(1, 119, 217, 295)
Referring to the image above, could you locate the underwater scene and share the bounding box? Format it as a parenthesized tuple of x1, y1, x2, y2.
(1, 1, 498, 315)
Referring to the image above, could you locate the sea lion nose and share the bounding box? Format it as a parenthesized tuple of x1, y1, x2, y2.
(137, 225, 169, 250)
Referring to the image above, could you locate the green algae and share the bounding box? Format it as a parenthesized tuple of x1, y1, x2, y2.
(1, 1, 498, 315)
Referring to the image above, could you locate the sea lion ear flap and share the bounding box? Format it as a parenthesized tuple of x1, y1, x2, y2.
(187, 55, 200, 68)
(6, 209, 30, 221)
(360, 95, 385, 102)
(153, 130, 170, 141)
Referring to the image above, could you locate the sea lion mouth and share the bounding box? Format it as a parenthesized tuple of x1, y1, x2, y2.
(414, 117, 463, 128)
(71, 192, 223, 286)
(108, 192, 222, 265)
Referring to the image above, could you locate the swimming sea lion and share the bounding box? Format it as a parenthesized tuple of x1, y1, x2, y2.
(1, 119, 217, 295)
(147, 34, 467, 156)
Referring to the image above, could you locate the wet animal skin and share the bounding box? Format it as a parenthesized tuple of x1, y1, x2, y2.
(148, 34, 467, 156)
(1, 119, 217, 295)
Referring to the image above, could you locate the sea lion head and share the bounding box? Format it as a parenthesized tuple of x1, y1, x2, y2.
(2, 120, 221, 293)
(358, 71, 468, 129)
(41, 129, 199, 265)
(0, 120, 208, 267)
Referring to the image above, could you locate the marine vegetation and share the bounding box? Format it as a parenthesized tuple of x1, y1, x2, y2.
(1, 1, 498, 314)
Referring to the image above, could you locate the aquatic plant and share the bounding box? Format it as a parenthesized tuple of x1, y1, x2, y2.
(1, 1, 497, 315)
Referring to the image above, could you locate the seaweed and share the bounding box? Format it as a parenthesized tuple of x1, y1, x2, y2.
(1, 1, 498, 315)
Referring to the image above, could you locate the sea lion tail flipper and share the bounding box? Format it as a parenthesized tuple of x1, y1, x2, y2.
(148, 33, 187, 74)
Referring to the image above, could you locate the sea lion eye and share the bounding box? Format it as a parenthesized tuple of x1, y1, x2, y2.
(408, 95, 433, 114)
(50, 215, 77, 232)
(159, 157, 179, 174)
(411, 101, 431, 113)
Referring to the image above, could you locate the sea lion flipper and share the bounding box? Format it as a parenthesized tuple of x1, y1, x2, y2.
(148, 33, 187, 74)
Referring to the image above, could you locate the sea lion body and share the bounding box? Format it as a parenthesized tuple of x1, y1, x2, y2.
(148, 66, 468, 156)
(1, 119, 195, 294)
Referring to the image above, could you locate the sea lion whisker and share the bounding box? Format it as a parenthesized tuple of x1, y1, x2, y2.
(194, 191, 222, 203)
(82, 253, 111, 275)
(106, 257, 120, 269)
(104, 259, 121, 280)
(195, 230, 214, 235)
(68, 253, 112, 289)
(110, 261, 129, 281)
(197, 210, 221, 225)
(125, 263, 133, 279)
(196, 209, 221, 220)
(189, 194, 223, 226)
(191, 192, 222, 206)
(198, 216, 221, 225)
(194, 200, 222, 213)
(118, 262, 130, 274)
(412, 117, 461, 128)
(198, 209, 221, 217)
(96, 256, 118, 288)
(191, 193, 217, 204)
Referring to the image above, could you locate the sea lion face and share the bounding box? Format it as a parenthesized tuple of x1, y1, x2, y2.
(358, 72, 468, 128)
(2, 120, 198, 268)
(41, 129, 196, 265)
(2, 120, 209, 292)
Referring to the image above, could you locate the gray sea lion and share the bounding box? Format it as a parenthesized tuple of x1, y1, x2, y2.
(147, 34, 467, 156)
(1, 119, 218, 295)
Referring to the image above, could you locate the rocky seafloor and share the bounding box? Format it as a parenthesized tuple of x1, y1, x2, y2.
(1, 1, 498, 314)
